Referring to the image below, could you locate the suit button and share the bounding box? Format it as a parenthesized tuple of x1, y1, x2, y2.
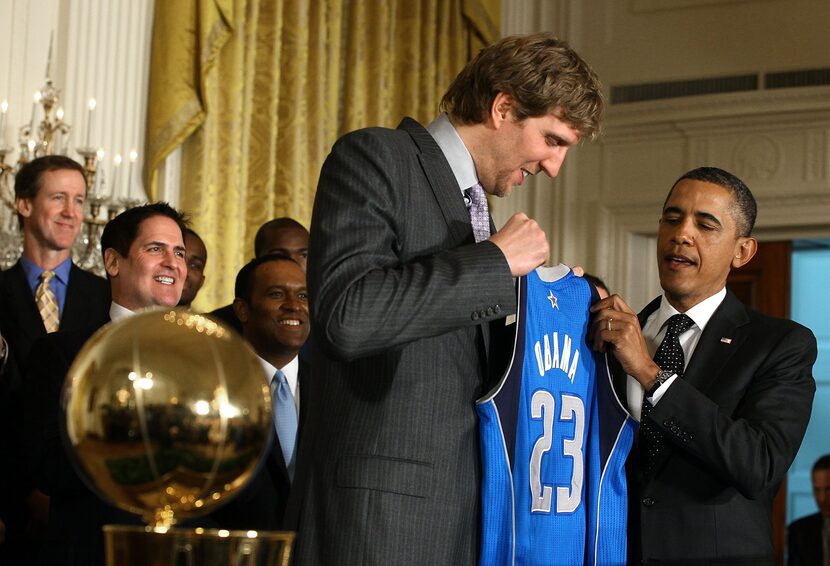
(663, 419, 672, 427)
(494, 304, 501, 314)
(486, 307, 494, 316)
(471, 312, 480, 321)
(642, 497, 655, 507)
(479, 310, 487, 318)
(670, 425, 679, 434)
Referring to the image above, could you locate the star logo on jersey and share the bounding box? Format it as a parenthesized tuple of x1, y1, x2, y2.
(547, 290, 559, 310)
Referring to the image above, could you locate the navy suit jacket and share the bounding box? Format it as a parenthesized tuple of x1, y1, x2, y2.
(620, 291, 816, 565)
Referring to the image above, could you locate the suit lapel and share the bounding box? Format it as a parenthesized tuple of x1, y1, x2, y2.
(398, 117, 493, 367)
(398, 118, 474, 249)
(642, 292, 749, 480)
(683, 291, 749, 392)
(62, 263, 88, 330)
(5, 261, 46, 340)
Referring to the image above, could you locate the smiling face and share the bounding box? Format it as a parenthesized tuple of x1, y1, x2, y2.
(17, 168, 86, 256)
(657, 179, 757, 312)
(105, 215, 186, 310)
(179, 231, 207, 307)
(235, 259, 309, 367)
(472, 92, 580, 198)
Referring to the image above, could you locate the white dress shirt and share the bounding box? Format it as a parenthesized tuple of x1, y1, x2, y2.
(259, 355, 300, 412)
(627, 287, 727, 421)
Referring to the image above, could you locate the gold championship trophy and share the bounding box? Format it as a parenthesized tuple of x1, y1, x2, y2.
(61, 310, 294, 565)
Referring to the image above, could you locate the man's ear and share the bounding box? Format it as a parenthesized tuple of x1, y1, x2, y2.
(16, 197, 32, 219)
(732, 237, 758, 269)
(489, 91, 515, 128)
(103, 248, 120, 278)
(233, 298, 249, 324)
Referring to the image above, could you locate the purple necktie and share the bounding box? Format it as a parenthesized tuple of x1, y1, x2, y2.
(466, 183, 490, 243)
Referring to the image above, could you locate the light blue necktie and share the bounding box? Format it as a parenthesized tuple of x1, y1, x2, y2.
(271, 369, 298, 480)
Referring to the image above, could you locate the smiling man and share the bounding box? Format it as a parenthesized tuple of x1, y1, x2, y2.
(23, 202, 188, 566)
(591, 167, 816, 565)
(178, 228, 207, 308)
(0, 156, 110, 564)
(289, 33, 604, 565)
(211, 253, 309, 531)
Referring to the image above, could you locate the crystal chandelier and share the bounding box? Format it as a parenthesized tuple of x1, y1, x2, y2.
(0, 51, 145, 276)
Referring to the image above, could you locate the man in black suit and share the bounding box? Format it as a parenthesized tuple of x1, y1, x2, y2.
(289, 33, 604, 565)
(591, 167, 817, 565)
(0, 156, 109, 564)
(211, 253, 309, 530)
(209, 217, 308, 333)
(24, 202, 189, 566)
(788, 454, 830, 566)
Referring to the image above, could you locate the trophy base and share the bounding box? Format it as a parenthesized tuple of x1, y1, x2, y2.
(104, 525, 295, 566)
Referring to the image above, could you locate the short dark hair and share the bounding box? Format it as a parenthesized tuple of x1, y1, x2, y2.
(14, 155, 87, 228)
(101, 202, 188, 260)
(583, 272, 609, 295)
(813, 454, 830, 474)
(234, 253, 299, 304)
(440, 33, 604, 140)
(666, 167, 757, 238)
(253, 217, 308, 258)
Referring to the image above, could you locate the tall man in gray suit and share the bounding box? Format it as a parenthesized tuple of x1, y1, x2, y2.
(591, 168, 816, 564)
(289, 33, 605, 565)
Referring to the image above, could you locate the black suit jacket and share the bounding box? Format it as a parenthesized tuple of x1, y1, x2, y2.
(0, 260, 110, 380)
(620, 291, 816, 565)
(211, 357, 310, 531)
(23, 321, 142, 566)
(0, 261, 110, 556)
(288, 118, 516, 565)
(787, 512, 824, 566)
(208, 303, 243, 334)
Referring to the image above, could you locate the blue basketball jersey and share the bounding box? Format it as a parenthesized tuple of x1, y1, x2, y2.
(477, 266, 636, 566)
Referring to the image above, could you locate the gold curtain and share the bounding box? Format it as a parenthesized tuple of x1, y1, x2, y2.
(145, 0, 500, 311)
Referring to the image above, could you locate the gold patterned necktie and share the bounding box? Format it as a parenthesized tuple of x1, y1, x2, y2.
(35, 270, 60, 333)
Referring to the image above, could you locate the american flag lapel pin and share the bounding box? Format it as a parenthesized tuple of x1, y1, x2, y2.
(720, 337, 732, 344)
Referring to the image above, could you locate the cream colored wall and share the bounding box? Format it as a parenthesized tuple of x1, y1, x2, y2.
(584, 0, 830, 86)
(495, 0, 830, 310)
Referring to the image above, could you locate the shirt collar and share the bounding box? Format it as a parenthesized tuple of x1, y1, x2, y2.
(259, 355, 299, 397)
(20, 256, 72, 288)
(109, 302, 134, 322)
(425, 113, 478, 192)
(655, 287, 727, 333)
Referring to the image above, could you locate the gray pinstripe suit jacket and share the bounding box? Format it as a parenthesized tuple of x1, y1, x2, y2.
(288, 118, 517, 565)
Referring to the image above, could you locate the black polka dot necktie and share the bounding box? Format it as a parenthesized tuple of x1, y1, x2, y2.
(640, 313, 693, 476)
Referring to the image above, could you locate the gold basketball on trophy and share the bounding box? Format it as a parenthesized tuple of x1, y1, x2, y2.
(61, 309, 272, 529)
